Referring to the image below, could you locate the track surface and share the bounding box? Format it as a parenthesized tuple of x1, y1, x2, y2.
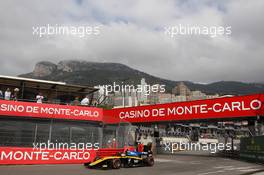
(0, 155, 263, 175)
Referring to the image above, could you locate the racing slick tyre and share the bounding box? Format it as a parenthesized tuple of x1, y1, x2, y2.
(144, 157, 154, 166)
(112, 158, 122, 169)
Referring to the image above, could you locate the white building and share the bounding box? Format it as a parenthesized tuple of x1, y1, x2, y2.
(138, 78, 148, 104)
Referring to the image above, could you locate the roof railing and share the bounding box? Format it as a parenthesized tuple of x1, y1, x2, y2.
(0, 98, 97, 107)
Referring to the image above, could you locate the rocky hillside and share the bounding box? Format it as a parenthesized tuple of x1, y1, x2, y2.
(20, 60, 264, 95)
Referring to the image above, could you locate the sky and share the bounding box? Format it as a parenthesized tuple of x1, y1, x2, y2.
(0, 0, 263, 83)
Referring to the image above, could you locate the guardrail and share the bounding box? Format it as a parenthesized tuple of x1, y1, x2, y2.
(0, 98, 97, 107)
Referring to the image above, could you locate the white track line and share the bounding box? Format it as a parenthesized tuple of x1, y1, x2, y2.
(198, 170, 226, 175)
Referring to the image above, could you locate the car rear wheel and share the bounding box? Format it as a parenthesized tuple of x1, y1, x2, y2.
(112, 159, 121, 169)
(145, 157, 154, 166)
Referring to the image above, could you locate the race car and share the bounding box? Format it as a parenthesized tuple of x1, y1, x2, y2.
(84, 149, 154, 169)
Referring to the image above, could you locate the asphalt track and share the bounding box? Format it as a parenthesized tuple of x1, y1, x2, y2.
(0, 155, 263, 175)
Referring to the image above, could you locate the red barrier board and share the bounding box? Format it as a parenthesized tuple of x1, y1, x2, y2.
(1, 94, 263, 123)
(104, 94, 264, 123)
(0, 147, 96, 164)
(0, 100, 103, 122)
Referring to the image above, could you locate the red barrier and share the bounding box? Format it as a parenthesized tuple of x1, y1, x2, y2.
(96, 148, 124, 158)
(0, 147, 131, 165)
(0, 100, 103, 122)
(0, 147, 96, 165)
(1, 94, 263, 124)
(104, 94, 264, 123)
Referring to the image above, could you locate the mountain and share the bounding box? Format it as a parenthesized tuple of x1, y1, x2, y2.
(19, 60, 264, 95)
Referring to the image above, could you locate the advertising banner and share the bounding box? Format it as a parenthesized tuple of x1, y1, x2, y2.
(104, 94, 264, 123)
(0, 147, 96, 164)
(0, 100, 103, 122)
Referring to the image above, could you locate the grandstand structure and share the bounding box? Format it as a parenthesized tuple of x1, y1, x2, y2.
(0, 75, 98, 104)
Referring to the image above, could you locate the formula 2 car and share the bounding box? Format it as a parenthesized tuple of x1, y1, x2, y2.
(84, 149, 154, 169)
